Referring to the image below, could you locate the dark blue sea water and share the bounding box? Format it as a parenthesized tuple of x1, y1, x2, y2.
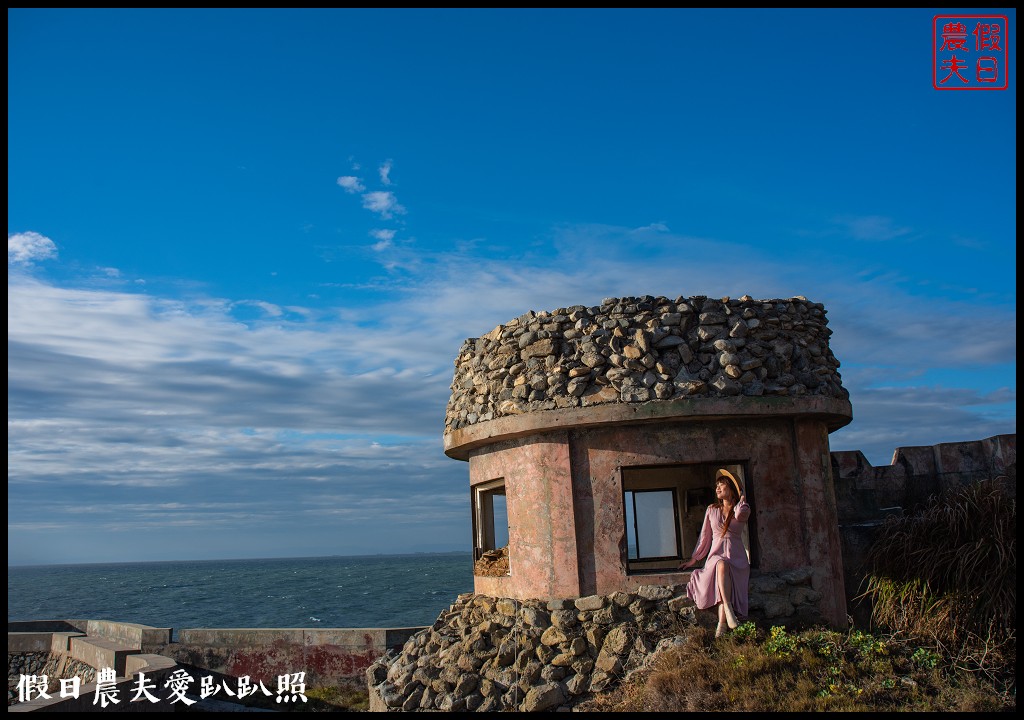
(8, 553, 474, 636)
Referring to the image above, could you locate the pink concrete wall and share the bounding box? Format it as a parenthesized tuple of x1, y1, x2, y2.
(467, 416, 848, 627)
(469, 432, 581, 599)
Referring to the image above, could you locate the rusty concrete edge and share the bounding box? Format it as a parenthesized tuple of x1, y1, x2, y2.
(444, 395, 854, 460)
(174, 626, 426, 647)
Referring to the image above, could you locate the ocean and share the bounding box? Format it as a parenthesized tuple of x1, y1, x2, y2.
(7, 553, 474, 637)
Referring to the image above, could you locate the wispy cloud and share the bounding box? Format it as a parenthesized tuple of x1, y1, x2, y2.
(829, 381, 1015, 463)
(370, 228, 396, 251)
(336, 175, 365, 193)
(337, 159, 407, 223)
(362, 191, 406, 219)
(833, 215, 914, 242)
(8, 231, 58, 266)
(7, 220, 1015, 562)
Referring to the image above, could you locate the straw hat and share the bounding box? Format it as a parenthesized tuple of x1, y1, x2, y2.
(715, 468, 744, 498)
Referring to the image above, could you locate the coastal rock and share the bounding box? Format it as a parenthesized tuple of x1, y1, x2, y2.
(366, 567, 826, 712)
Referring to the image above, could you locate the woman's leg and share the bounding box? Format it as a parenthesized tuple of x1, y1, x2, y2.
(716, 603, 727, 637)
(717, 561, 738, 628)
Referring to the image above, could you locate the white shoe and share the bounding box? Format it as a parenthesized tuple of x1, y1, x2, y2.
(723, 602, 739, 629)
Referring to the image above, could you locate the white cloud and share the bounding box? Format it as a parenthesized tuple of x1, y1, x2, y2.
(829, 381, 1015, 465)
(362, 191, 406, 219)
(630, 222, 670, 234)
(8, 231, 58, 266)
(6, 221, 1014, 563)
(379, 159, 393, 186)
(370, 229, 396, 251)
(336, 175, 365, 193)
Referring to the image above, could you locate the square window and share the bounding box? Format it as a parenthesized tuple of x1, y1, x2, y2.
(622, 463, 754, 575)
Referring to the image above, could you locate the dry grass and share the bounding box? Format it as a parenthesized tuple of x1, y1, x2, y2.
(576, 623, 1012, 712)
(578, 477, 1016, 713)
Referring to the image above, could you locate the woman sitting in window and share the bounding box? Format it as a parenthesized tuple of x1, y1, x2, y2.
(679, 469, 750, 637)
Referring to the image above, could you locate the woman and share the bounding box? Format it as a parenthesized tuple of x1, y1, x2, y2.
(679, 468, 751, 637)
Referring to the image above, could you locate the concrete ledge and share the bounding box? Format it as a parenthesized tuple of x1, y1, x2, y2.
(444, 395, 853, 459)
(7, 632, 54, 653)
(51, 631, 87, 653)
(7, 620, 81, 633)
(70, 636, 139, 676)
(125, 653, 178, 675)
(85, 619, 172, 651)
(176, 627, 423, 648)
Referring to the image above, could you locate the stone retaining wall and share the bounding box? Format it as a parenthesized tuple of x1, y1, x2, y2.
(7, 653, 96, 706)
(446, 295, 846, 433)
(367, 568, 821, 712)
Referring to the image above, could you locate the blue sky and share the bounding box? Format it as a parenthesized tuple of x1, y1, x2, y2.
(8, 9, 1016, 565)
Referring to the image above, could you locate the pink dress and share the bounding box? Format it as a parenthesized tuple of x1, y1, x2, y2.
(686, 501, 751, 617)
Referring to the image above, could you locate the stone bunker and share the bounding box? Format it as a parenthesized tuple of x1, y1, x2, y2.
(444, 294, 852, 628)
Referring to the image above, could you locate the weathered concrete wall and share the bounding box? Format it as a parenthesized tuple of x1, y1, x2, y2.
(832, 433, 1016, 522)
(9, 621, 425, 711)
(161, 627, 424, 686)
(465, 412, 849, 628)
(82, 620, 171, 652)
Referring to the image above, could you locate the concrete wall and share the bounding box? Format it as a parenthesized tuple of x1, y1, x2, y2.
(9, 620, 424, 711)
(832, 433, 1016, 522)
(161, 627, 423, 686)
(831, 433, 1016, 624)
(468, 411, 849, 628)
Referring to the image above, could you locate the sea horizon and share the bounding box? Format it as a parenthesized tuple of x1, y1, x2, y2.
(7, 549, 472, 570)
(8, 553, 476, 632)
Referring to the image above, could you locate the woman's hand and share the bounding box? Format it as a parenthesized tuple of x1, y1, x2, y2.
(678, 558, 696, 570)
(739, 493, 747, 505)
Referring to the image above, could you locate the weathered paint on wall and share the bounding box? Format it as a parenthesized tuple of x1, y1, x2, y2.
(166, 627, 422, 685)
(463, 412, 850, 627)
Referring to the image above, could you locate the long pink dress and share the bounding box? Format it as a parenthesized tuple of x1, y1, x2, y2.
(686, 501, 751, 617)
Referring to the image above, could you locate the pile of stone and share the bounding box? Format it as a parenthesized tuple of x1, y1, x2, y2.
(473, 547, 509, 577)
(367, 568, 824, 712)
(445, 294, 846, 432)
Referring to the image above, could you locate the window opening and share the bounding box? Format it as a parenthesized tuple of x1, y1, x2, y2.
(626, 489, 680, 560)
(622, 462, 754, 575)
(473, 479, 510, 576)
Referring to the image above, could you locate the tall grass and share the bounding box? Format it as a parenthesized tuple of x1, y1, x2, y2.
(857, 477, 1015, 685)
